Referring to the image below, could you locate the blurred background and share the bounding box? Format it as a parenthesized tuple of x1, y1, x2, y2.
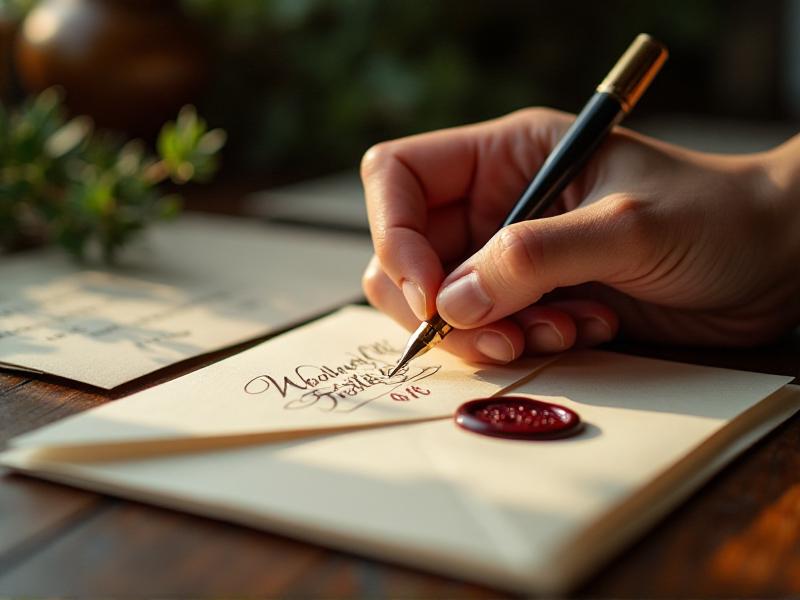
(1, 0, 798, 195)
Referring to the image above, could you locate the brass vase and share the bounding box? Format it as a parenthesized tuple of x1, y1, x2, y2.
(15, 0, 207, 136)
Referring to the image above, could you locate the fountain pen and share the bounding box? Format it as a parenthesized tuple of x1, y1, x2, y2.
(388, 33, 668, 377)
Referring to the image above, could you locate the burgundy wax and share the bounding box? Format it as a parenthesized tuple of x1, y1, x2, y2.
(455, 396, 583, 440)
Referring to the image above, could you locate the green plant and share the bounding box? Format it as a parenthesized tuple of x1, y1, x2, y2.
(0, 88, 225, 260)
(0, 0, 36, 18)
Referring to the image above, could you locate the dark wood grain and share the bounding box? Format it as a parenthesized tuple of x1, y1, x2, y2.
(575, 412, 800, 598)
(0, 470, 103, 571)
(1, 333, 798, 598)
(0, 375, 106, 567)
(0, 497, 499, 598)
(0, 377, 102, 445)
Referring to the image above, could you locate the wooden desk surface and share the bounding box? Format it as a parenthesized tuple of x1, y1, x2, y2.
(1, 330, 799, 598)
(1, 176, 799, 597)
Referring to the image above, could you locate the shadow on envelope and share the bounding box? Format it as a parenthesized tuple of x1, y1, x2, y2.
(2, 378, 797, 594)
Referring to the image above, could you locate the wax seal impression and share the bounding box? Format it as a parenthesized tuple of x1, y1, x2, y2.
(455, 396, 583, 440)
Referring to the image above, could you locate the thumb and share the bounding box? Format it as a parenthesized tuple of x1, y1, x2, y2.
(435, 194, 656, 328)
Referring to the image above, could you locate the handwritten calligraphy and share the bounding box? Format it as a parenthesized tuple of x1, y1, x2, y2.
(243, 340, 440, 412)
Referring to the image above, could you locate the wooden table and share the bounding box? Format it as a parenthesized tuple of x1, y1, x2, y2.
(1, 327, 799, 598)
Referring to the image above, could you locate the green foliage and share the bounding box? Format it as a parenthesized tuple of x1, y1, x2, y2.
(0, 88, 225, 261)
(0, 0, 36, 18)
(157, 106, 226, 184)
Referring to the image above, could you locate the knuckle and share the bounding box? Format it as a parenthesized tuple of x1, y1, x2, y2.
(360, 142, 393, 177)
(506, 107, 574, 153)
(497, 225, 545, 286)
(508, 106, 557, 123)
(605, 193, 656, 246)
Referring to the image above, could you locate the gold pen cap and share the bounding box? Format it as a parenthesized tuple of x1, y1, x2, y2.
(596, 33, 668, 113)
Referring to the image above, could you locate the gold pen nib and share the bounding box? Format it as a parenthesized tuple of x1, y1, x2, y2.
(388, 334, 431, 378)
(388, 315, 454, 377)
(387, 362, 403, 378)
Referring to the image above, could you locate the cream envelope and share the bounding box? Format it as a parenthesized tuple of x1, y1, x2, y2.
(2, 351, 796, 595)
(8, 305, 550, 455)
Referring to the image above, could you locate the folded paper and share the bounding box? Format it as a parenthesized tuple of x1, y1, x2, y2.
(9, 306, 551, 453)
(0, 214, 372, 388)
(3, 351, 795, 594)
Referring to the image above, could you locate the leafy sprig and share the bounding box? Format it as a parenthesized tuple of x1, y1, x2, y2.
(0, 89, 225, 261)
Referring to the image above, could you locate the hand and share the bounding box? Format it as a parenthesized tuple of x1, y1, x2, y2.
(361, 108, 800, 364)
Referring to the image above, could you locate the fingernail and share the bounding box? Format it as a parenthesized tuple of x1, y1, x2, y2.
(580, 317, 613, 345)
(401, 280, 427, 320)
(526, 323, 565, 353)
(437, 271, 493, 326)
(475, 330, 515, 363)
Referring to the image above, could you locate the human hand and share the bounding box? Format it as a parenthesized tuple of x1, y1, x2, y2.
(361, 108, 800, 364)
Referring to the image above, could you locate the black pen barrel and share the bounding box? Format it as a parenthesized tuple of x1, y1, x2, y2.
(502, 92, 623, 227)
(388, 34, 667, 375)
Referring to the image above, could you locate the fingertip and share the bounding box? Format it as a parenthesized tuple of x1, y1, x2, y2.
(474, 329, 517, 363)
(525, 323, 570, 353)
(360, 141, 390, 177)
(514, 305, 577, 354)
(545, 299, 619, 347)
(576, 315, 617, 347)
(436, 271, 494, 328)
(362, 255, 385, 307)
(440, 320, 525, 365)
(362, 256, 421, 331)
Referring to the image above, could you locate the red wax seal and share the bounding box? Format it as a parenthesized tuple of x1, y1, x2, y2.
(455, 396, 583, 440)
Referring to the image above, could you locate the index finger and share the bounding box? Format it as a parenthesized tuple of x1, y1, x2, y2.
(361, 109, 573, 321)
(360, 126, 480, 319)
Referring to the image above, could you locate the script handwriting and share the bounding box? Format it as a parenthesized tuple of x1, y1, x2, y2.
(0, 272, 234, 352)
(243, 340, 440, 412)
